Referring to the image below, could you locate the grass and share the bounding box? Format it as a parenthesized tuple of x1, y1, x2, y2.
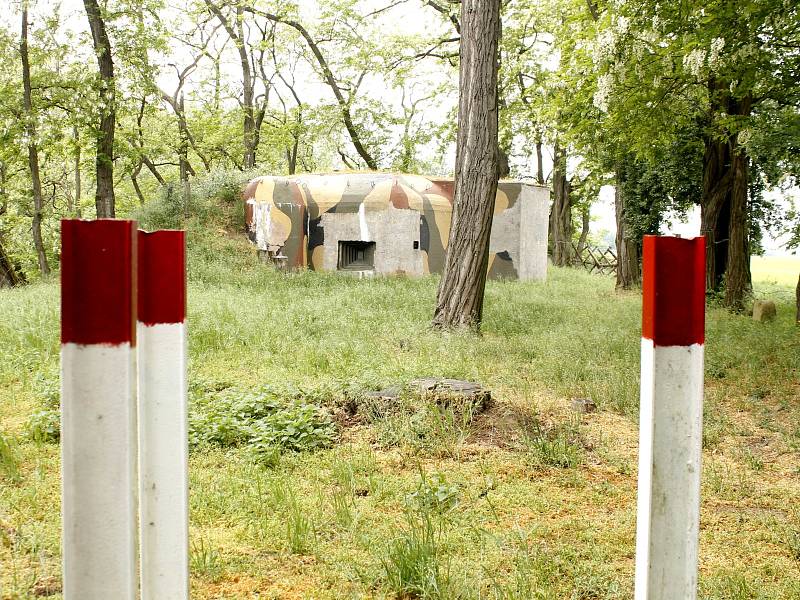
(1, 224, 799, 598)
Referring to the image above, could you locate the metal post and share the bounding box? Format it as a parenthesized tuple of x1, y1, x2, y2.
(137, 230, 189, 600)
(635, 235, 706, 600)
(60, 219, 138, 600)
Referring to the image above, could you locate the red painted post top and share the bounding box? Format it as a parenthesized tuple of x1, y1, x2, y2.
(61, 219, 137, 346)
(642, 235, 706, 346)
(137, 230, 186, 325)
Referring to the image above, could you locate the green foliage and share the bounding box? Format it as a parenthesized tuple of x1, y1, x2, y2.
(407, 471, 460, 516)
(24, 410, 59, 444)
(381, 511, 455, 599)
(188, 385, 337, 457)
(249, 402, 337, 453)
(0, 431, 21, 483)
(523, 419, 583, 469)
(189, 538, 224, 582)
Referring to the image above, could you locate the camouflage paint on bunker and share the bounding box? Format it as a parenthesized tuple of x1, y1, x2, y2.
(244, 173, 549, 280)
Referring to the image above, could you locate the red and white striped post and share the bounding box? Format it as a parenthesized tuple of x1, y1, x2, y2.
(137, 230, 189, 600)
(60, 219, 138, 600)
(635, 235, 706, 600)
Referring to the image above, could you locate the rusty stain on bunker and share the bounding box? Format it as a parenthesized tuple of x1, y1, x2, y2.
(244, 173, 549, 280)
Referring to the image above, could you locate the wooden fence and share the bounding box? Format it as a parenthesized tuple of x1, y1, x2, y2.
(570, 242, 617, 275)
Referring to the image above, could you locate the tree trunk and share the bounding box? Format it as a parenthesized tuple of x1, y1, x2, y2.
(0, 161, 7, 215)
(73, 125, 81, 217)
(178, 94, 192, 215)
(286, 135, 299, 175)
(723, 150, 751, 310)
(700, 134, 731, 291)
(432, 0, 501, 330)
(700, 84, 752, 308)
(0, 239, 21, 288)
(550, 141, 573, 267)
(576, 206, 590, 256)
(21, 5, 50, 276)
(796, 272, 799, 325)
(83, 0, 116, 218)
(535, 138, 544, 185)
(614, 168, 640, 289)
(246, 7, 379, 170)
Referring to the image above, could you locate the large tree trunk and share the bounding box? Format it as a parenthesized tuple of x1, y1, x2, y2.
(723, 150, 751, 310)
(21, 5, 50, 276)
(550, 141, 573, 267)
(432, 0, 501, 330)
(614, 167, 640, 289)
(83, 0, 116, 218)
(700, 84, 752, 309)
(700, 135, 731, 291)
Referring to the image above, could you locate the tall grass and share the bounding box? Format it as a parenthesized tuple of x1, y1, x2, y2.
(2, 214, 799, 599)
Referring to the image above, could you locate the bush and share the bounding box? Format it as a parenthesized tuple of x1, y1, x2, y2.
(133, 168, 260, 231)
(248, 402, 336, 453)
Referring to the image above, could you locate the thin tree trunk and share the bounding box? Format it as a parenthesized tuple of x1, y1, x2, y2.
(73, 125, 81, 216)
(21, 5, 50, 276)
(131, 161, 146, 205)
(246, 7, 379, 170)
(614, 168, 640, 289)
(550, 141, 573, 267)
(286, 135, 299, 175)
(178, 94, 191, 216)
(796, 273, 799, 324)
(536, 138, 544, 185)
(577, 206, 590, 256)
(83, 0, 116, 217)
(432, 0, 501, 330)
(0, 161, 7, 215)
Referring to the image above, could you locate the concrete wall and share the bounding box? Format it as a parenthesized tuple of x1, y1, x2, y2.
(518, 184, 550, 281)
(317, 182, 549, 281)
(244, 174, 550, 282)
(320, 205, 424, 275)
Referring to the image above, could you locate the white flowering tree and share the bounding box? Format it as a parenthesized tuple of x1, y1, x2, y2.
(572, 0, 800, 310)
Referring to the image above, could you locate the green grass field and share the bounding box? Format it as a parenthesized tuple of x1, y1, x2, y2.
(1, 231, 799, 599)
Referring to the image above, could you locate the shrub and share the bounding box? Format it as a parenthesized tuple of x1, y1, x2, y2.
(188, 386, 337, 456)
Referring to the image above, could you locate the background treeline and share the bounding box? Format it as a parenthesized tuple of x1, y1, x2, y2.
(0, 0, 798, 311)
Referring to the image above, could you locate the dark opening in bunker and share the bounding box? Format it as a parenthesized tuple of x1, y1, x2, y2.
(338, 241, 376, 271)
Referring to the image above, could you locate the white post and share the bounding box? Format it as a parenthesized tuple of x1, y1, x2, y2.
(60, 219, 138, 600)
(137, 230, 189, 600)
(635, 235, 706, 600)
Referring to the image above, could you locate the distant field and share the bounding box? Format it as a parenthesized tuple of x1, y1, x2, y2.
(751, 255, 799, 288)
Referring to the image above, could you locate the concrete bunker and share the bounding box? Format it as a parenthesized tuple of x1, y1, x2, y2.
(243, 173, 549, 281)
